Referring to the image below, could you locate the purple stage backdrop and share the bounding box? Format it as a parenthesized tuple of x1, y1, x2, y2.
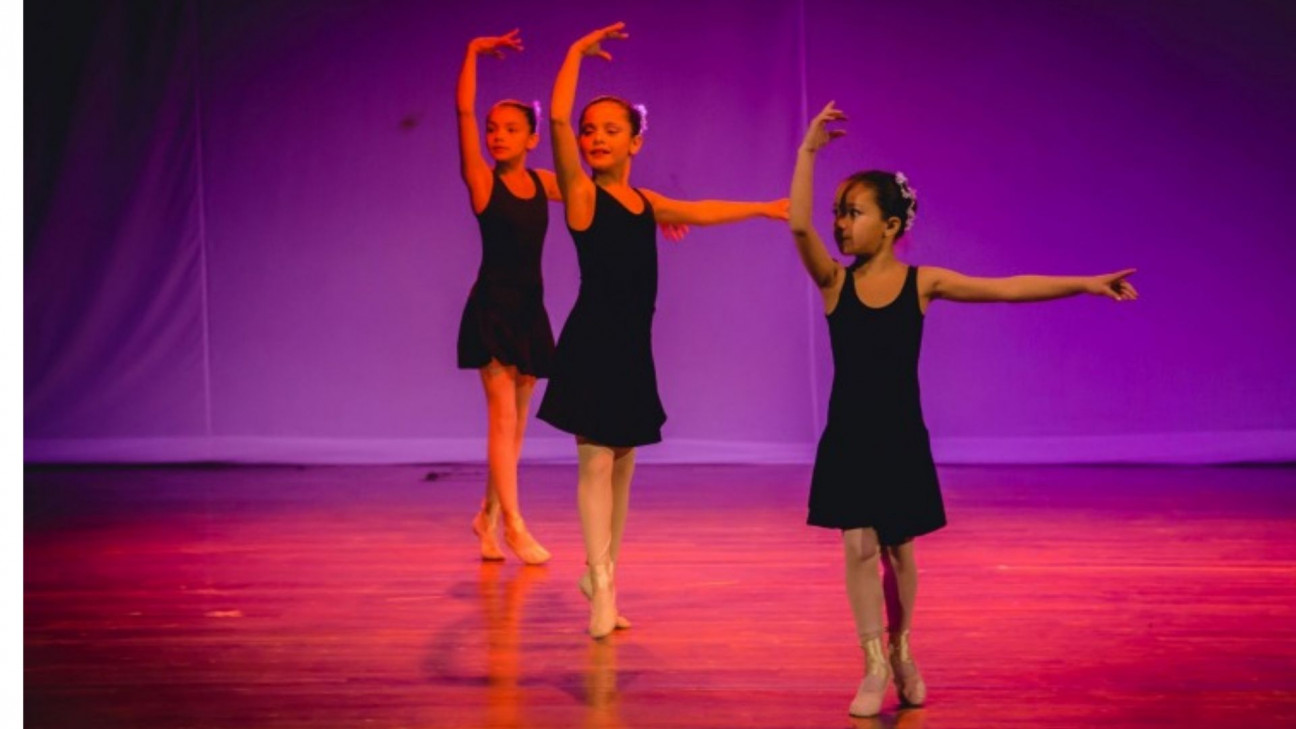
(24, 0, 1296, 464)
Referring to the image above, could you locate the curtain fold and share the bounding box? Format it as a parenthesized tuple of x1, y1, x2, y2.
(25, 1, 207, 438)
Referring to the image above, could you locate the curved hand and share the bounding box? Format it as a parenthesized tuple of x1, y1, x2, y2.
(459, 31, 524, 212)
(1089, 269, 1139, 301)
(574, 22, 629, 61)
(800, 101, 847, 154)
(471, 29, 524, 59)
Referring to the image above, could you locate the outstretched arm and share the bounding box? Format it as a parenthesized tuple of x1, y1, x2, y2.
(639, 190, 787, 227)
(456, 30, 523, 213)
(551, 23, 628, 227)
(789, 101, 847, 289)
(923, 267, 1140, 303)
(535, 167, 690, 240)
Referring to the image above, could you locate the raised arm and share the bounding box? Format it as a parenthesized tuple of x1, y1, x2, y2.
(551, 23, 627, 226)
(639, 190, 788, 226)
(456, 30, 523, 213)
(922, 267, 1140, 304)
(790, 102, 848, 288)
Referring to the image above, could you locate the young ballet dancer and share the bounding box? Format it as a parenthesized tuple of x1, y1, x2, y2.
(536, 22, 789, 638)
(789, 101, 1138, 717)
(456, 29, 556, 565)
(456, 30, 686, 567)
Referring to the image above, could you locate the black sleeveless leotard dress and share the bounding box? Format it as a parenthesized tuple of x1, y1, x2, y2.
(457, 168, 555, 376)
(807, 264, 947, 545)
(536, 185, 666, 447)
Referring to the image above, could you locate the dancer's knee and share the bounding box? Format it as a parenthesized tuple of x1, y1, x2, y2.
(882, 540, 916, 572)
(483, 370, 519, 437)
(844, 528, 881, 564)
(577, 442, 615, 483)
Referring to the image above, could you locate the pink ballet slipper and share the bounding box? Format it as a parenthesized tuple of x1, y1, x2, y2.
(503, 514, 551, 565)
(586, 561, 618, 639)
(470, 500, 505, 561)
(579, 563, 631, 630)
(889, 630, 927, 707)
(848, 635, 891, 718)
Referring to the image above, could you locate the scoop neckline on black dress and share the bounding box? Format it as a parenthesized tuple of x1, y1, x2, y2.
(848, 263, 911, 311)
(494, 168, 541, 202)
(595, 182, 648, 217)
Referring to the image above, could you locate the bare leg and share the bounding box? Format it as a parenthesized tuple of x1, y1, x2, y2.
(497, 370, 533, 552)
(881, 541, 917, 634)
(469, 365, 508, 561)
(480, 361, 549, 564)
(477, 409, 503, 529)
(577, 438, 618, 638)
(481, 479, 500, 512)
(512, 374, 536, 459)
(844, 528, 890, 717)
(883, 540, 926, 706)
(481, 362, 521, 515)
(844, 528, 885, 641)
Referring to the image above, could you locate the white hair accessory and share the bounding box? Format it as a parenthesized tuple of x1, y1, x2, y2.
(633, 103, 648, 133)
(532, 100, 543, 125)
(894, 171, 918, 231)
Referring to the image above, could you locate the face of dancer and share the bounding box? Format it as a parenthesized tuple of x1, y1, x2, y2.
(578, 101, 642, 173)
(485, 105, 538, 164)
(833, 183, 901, 257)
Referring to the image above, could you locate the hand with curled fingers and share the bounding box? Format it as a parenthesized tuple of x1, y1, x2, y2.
(573, 22, 629, 61)
(1088, 269, 1140, 301)
(800, 101, 848, 154)
(470, 29, 524, 58)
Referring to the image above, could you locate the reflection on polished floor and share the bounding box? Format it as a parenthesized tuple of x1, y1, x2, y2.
(24, 463, 1296, 728)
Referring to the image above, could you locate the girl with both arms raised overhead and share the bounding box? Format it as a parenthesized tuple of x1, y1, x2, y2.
(788, 101, 1138, 717)
(536, 22, 789, 639)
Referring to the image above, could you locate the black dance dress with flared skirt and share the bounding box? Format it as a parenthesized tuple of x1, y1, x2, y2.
(537, 185, 666, 447)
(456, 168, 555, 376)
(807, 264, 947, 545)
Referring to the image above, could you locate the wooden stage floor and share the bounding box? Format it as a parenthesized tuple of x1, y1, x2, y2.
(24, 463, 1296, 728)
